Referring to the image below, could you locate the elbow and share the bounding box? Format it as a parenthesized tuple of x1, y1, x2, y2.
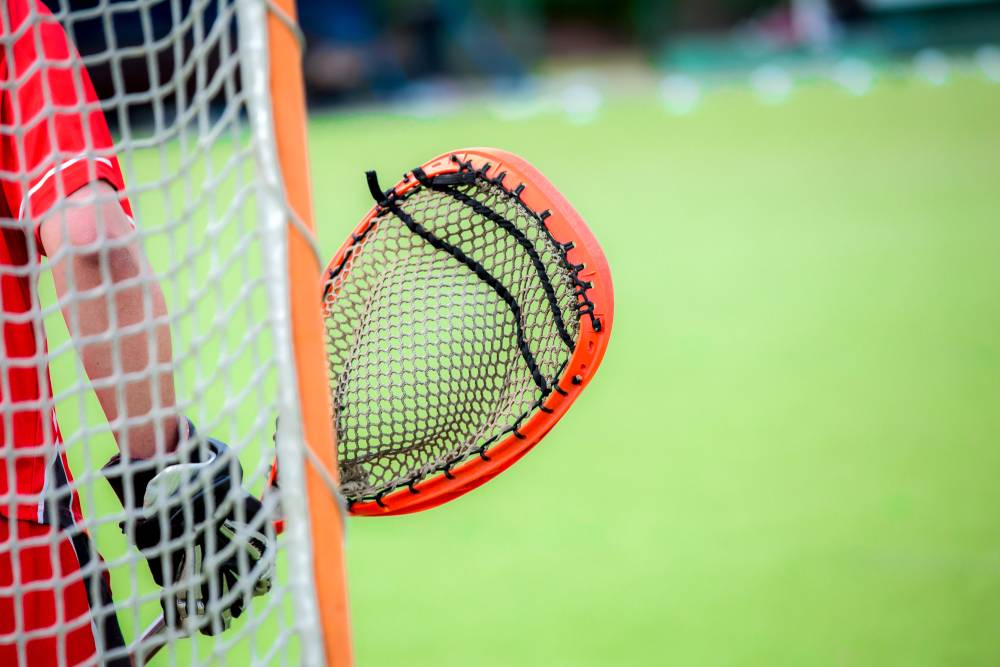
(66, 216, 141, 284)
(66, 200, 135, 265)
(67, 216, 134, 268)
(40, 183, 137, 267)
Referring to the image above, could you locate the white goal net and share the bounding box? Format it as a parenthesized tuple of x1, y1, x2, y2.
(1, 0, 338, 665)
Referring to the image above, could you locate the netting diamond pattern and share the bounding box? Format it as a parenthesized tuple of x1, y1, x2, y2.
(1, 0, 317, 665)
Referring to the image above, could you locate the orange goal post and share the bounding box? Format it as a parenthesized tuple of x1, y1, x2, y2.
(258, 0, 353, 664)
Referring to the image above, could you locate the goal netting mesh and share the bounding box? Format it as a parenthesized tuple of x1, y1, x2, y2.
(2, 0, 328, 665)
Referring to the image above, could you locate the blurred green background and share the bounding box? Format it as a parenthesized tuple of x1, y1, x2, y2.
(42, 63, 1000, 667)
(313, 75, 1000, 666)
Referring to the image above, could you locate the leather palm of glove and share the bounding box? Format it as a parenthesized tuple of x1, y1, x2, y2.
(103, 418, 275, 636)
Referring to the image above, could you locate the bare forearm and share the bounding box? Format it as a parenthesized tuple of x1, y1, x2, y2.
(54, 246, 176, 456)
(41, 183, 178, 458)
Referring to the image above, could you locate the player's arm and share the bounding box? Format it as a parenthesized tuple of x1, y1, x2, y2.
(3, 1, 176, 459)
(39, 181, 178, 458)
(11, 0, 274, 634)
(38, 182, 275, 634)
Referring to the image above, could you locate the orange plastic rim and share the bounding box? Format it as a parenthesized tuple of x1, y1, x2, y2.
(324, 148, 614, 516)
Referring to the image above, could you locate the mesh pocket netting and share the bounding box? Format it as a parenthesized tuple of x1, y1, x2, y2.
(323, 169, 582, 503)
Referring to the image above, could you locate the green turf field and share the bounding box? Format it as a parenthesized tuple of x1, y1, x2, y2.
(51, 72, 1000, 665)
(323, 75, 1000, 666)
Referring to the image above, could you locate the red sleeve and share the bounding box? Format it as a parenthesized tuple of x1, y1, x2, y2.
(0, 0, 133, 255)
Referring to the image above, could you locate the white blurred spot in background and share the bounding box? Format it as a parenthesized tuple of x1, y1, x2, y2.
(975, 45, 1000, 83)
(832, 57, 875, 96)
(913, 48, 950, 86)
(561, 80, 603, 125)
(751, 65, 794, 104)
(659, 74, 701, 115)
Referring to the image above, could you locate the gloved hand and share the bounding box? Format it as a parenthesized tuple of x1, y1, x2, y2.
(103, 417, 274, 635)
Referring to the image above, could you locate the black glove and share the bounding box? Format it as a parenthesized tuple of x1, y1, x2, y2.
(103, 418, 274, 636)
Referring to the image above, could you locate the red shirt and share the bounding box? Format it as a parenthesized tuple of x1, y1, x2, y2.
(1, 0, 131, 524)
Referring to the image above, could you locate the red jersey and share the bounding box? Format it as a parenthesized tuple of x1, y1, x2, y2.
(1, 0, 132, 524)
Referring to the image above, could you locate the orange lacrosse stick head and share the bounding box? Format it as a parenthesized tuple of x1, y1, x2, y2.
(323, 148, 613, 516)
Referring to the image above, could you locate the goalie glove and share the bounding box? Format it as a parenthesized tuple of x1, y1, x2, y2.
(103, 418, 275, 636)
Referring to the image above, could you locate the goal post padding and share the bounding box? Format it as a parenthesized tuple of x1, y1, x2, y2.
(261, 0, 353, 664)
